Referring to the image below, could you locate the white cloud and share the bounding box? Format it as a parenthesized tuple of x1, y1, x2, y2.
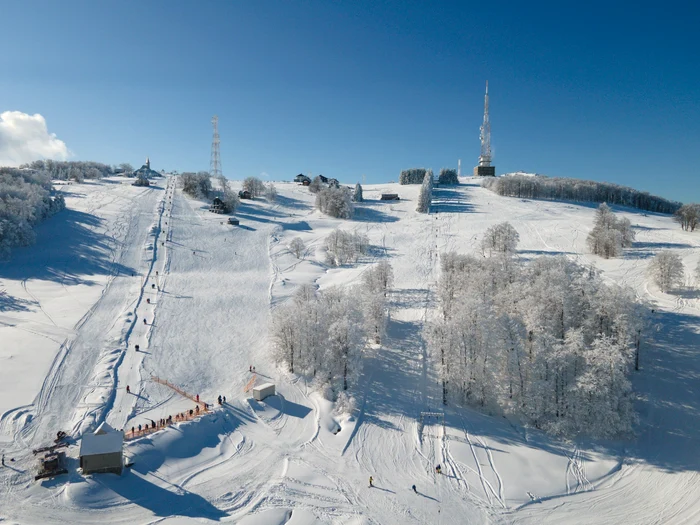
(0, 111, 71, 167)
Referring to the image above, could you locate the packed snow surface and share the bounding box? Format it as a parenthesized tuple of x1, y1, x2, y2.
(1, 176, 699, 524)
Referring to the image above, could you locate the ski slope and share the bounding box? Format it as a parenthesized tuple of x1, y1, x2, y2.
(1, 176, 699, 524)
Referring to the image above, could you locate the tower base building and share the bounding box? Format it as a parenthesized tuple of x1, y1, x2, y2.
(473, 165, 495, 177)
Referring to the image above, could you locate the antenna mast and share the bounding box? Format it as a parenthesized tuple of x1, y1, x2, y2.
(210, 115, 222, 177)
(478, 81, 491, 167)
(473, 81, 496, 176)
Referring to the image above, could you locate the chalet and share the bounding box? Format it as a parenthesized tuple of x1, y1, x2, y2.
(209, 197, 225, 214)
(227, 217, 240, 226)
(328, 178, 340, 188)
(239, 190, 252, 199)
(294, 174, 311, 184)
(381, 193, 400, 200)
(79, 422, 123, 475)
(318, 175, 329, 183)
(302, 179, 311, 186)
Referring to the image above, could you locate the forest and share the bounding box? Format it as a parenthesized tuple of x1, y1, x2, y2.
(426, 252, 645, 438)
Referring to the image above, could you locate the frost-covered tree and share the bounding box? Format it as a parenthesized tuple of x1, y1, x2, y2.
(216, 175, 239, 213)
(362, 260, 394, 297)
(289, 237, 305, 258)
(587, 203, 635, 258)
(438, 168, 459, 185)
(119, 163, 134, 174)
(22, 160, 113, 181)
(416, 170, 433, 213)
(324, 229, 369, 266)
(353, 183, 363, 202)
(360, 261, 393, 344)
(482, 174, 681, 214)
(673, 203, 700, 231)
(264, 183, 278, 202)
(308, 176, 323, 194)
(0, 167, 65, 257)
(270, 285, 366, 395)
(426, 253, 644, 438)
(181, 172, 211, 198)
(316, 186, 353, 219)
(242, 177, 265, 197)
(648, 251, 684, 292)
(481, 222, 519, 256)
(399, 168, 427, 185)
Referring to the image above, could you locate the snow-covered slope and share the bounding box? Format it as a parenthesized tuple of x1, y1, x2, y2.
(1, 176, 699, 524)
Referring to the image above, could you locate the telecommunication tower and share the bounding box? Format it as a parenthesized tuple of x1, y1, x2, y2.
(474, 82, 495, 176)
(210, 115, 222, 177)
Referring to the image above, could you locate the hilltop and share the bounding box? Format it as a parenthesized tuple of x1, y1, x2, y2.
(0, 175, 699, 524)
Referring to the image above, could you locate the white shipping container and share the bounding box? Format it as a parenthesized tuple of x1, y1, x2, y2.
(253, 383, 275, 401)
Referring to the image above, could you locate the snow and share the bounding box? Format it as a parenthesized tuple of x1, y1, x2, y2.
(79, 422, 123, 456)
(1, 175, 700, 523)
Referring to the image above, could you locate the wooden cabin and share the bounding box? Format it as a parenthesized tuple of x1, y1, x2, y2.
(228, 217, 240, 226)
(239, 190, 252, 199)
(209, 197, 225, 213)
(380, 193, 400, 200)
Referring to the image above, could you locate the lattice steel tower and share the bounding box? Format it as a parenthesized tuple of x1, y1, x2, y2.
(210, 115, 222, 177)
(474, 81, 496, 176)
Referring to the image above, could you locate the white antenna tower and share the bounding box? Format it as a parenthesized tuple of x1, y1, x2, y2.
(478, 81, 491, 167)
(210, 115, 222, 177)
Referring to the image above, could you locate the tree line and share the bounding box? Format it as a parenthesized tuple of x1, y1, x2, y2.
(0, 167, 65, 257)
(483, 174, 681, 214)
(21, 160, 114, 182)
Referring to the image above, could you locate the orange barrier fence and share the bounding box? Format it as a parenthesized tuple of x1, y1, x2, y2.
(151, 375, 208, 409)
(125, 406, 209, 441)
(244, 374, 257, 393)
(123, 375, 211, 441)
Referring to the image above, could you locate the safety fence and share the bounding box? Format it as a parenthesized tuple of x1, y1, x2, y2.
(124, 376, 210, 441)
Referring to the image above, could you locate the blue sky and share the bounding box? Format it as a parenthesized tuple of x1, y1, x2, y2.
(1, 1, 698, 202)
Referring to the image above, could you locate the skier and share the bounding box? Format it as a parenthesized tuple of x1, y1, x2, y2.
(369, 476, 373, 487)
(195, 405, 200, 414)
(217, 395, 222, 405)
(196, 394, 199, 402)
(131, 426, 135, 435)
(135, 344, 140, 351)
(143, 319, 147, 325)
(223, 395, 226, 403)
(412, 484, 417, 494)
(435, 465, 441, 474)
(126, 385, 130, 394)
(138, 424, 142, 432)
(253, 366, 256, 373)
(249, 365, 252, 372)
(152, 284, 156, 289)
(146, 298, 150, 304)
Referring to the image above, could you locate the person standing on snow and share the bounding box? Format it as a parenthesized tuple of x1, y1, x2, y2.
(369, 476, 373, 487)
(412, 484, 417, 494)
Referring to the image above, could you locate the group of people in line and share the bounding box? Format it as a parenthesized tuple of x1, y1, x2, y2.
(129, 404, 207, 438)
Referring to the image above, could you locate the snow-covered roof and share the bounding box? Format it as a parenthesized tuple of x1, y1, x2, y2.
(80, 423, 123, 456)
(254, 382, 275, 390)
